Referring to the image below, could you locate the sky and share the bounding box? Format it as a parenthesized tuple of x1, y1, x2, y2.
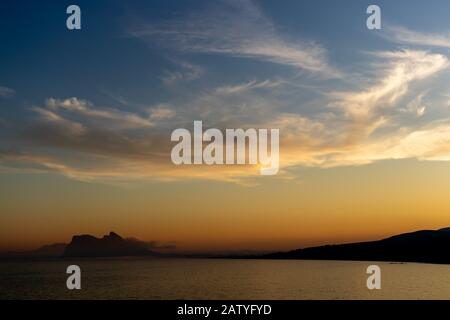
(1, 0, 450, 252)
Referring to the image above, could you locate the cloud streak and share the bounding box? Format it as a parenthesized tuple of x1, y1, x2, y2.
(385, 25, 450, 49)
(161, 61, 205, 85)
(0, 86, 15, 98)
(328, 50, 448, 144)
(129, 0, 340, 78)
(45, 98, 153, 128)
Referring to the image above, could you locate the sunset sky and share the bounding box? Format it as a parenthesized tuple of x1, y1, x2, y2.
(2, 0, 450, 252)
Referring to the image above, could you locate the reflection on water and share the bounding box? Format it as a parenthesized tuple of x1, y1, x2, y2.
(1, 258, 450, 299)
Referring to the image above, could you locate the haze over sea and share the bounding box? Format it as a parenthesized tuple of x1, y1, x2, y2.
(1, 258, 450, 300)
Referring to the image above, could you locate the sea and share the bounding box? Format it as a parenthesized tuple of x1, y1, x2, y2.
(1, 258, 450, 299)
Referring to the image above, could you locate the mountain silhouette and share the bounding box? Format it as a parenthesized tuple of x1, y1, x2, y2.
(63, 232, 159, 257)
(260, 228, 450, 264)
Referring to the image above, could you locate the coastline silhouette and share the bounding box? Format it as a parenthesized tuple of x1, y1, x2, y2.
(4, 228, 450, 264)
(256, 227, 450, 264)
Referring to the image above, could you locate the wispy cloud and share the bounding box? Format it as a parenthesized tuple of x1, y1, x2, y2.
(0, 85, 15, 98)
(149, 105, 176, 120)
(161, 61, 205, 85)
(332, 50, 447, 119)
(129, 0, 340, 78)
(385, 25, 450, 49)
(405, 93, 427, 117)
(328, 50, 448, 143)
(215, 79, 282, 95)
(43, 97, 174, 129)
(31, 106, 87, 136)
(316, 122, 450, 167)
(262, 50, 450, 170)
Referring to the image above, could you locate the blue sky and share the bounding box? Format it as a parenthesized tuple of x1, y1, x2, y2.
(1, 0, 450, 183)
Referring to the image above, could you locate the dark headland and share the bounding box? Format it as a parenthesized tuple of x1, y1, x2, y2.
(255, 227, 450, 264)
(0, 232, 163, 259)
(62, 232, 160, 257)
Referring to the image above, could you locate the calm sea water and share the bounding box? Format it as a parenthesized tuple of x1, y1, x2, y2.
(1, 258, 450, 299)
